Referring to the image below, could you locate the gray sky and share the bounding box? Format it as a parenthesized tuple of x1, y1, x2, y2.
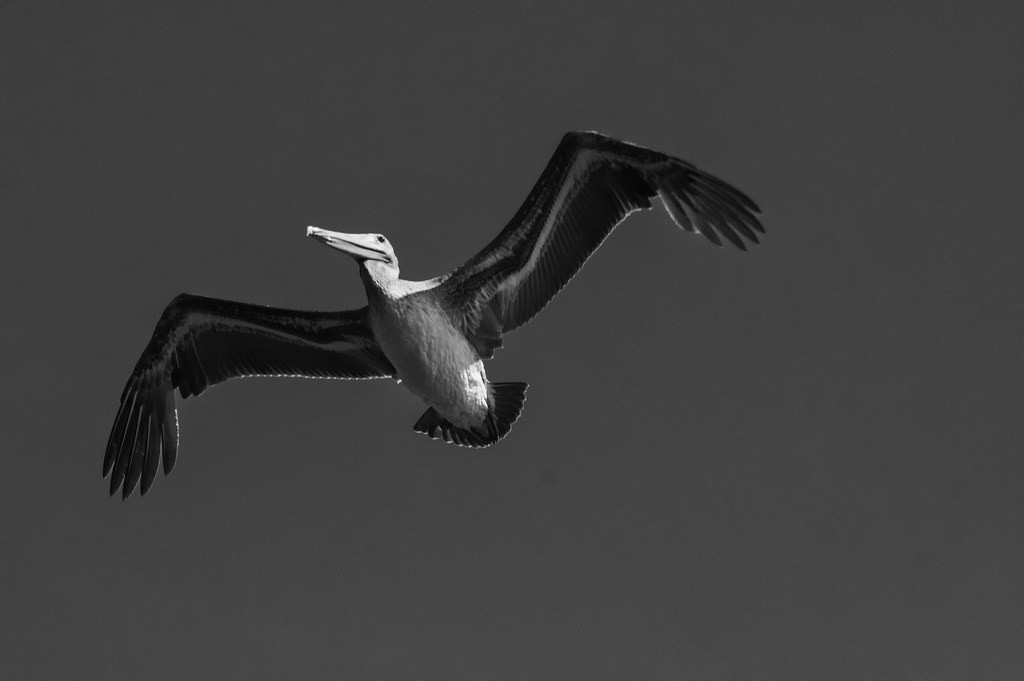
(2, 1, 1023, 678)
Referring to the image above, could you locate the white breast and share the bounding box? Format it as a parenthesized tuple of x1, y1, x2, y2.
(370, 295, 490, 428)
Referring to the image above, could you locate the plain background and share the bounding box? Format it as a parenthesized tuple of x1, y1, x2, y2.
(2, 1, 1023, 678)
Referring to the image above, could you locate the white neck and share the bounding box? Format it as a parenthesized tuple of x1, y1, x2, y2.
(359, 260, 401, 300)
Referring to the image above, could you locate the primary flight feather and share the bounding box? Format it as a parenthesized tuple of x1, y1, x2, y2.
(105, 131, 764, 498)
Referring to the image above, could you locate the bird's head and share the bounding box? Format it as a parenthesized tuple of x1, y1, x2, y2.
(307, 226, 399, 276)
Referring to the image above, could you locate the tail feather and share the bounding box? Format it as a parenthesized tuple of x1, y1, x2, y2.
(413, 381, 528, 448)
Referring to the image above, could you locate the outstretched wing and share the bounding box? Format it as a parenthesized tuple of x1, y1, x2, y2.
(439, 131, 763, 358)
(104, 293, 395, 498)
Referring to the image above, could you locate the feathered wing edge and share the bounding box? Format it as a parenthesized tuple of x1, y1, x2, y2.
(440, 131, 763, 359)
(104, 294, 395, 499)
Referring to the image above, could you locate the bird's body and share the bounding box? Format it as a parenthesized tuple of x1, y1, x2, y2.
(363, 272, 491, 430)
(105, 131, 764, 497)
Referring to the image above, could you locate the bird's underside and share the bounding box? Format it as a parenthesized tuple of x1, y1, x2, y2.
(105, 130, 764, 498)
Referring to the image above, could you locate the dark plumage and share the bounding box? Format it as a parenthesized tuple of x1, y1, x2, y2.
(106, 131, 763, 498)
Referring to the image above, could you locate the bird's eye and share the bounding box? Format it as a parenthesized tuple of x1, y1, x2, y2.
(377, 236, 386, 244)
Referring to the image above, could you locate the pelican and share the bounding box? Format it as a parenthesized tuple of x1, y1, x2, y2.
(105, 131, 763, 498)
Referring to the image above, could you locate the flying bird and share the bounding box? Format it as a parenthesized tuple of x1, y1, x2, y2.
(105, 131, 763, 498)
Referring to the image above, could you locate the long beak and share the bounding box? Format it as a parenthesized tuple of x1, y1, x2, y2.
(307, 226, 388, 262)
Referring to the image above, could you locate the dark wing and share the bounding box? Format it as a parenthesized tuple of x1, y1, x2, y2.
(439, 131, 763, 358)
(104, 293, 395, 498)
